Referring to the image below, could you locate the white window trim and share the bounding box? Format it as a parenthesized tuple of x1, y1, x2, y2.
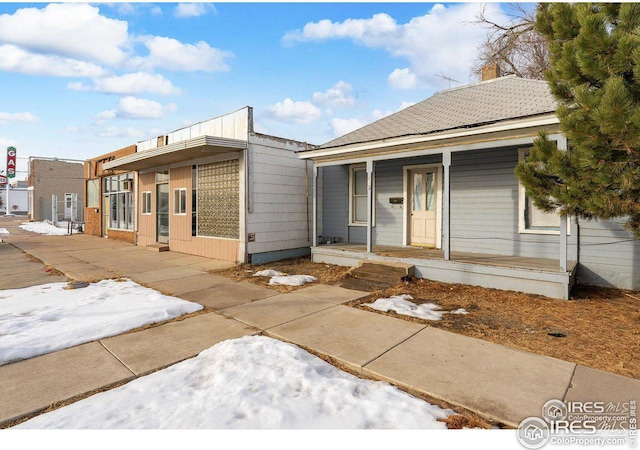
(141, 191, 152, 215)
(517, 147, 570, 235)
(173, 187, 187, 216)
(348, 164, 375, 227)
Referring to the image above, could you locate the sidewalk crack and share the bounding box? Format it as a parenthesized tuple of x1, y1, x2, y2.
(98, 340, 136, 377)
(361, 325, 427, 369)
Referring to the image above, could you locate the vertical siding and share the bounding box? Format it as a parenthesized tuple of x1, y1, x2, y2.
(245, 137, 313, 255)
(577, 219, 640, 290)
(450, 147, 559, 258)
(137, 172, 156, 246)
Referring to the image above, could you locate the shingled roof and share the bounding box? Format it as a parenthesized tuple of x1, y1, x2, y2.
(319, 75, 557, 149)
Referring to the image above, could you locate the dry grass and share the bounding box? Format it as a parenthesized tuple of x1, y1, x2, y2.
(348, 279, 640, 380)
(212, 257, 353, 293)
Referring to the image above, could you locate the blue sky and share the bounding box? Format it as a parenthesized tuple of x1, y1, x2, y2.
(0, 2, 519, 179)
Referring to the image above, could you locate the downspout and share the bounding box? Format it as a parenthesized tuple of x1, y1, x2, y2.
(305, 155, 310, 243)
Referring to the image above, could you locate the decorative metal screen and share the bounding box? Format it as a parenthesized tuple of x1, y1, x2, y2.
(197, 159, 239, 239)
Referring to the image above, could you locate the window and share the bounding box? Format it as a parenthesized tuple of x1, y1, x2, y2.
(192, 165, 197, 236)
(349, 165, 375, 226)
(518, 148, 561, 234)
(173, 188, 187, 215)
(104, 173, 134, 230)
(142, 191, 152, 215)
(197, 159, 239, 239)
(86, 179, 99, 208)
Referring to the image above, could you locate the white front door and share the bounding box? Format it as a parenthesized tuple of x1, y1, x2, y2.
(408, 168, 438, 247)
(64, 193, 77, 221)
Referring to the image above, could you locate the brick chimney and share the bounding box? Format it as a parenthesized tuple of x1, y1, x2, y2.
(481, 63, 501, 81)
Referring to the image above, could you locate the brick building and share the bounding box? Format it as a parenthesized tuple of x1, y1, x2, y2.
(84, 145, 137, 243)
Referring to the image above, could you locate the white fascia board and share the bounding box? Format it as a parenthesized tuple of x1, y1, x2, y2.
(299, 114, 559, 160)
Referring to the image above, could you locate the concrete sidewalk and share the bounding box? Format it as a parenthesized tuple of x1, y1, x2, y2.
(0, 217, 638, 428)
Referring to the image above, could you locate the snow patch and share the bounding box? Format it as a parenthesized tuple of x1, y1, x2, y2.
(0, 228, 9, 234)
(269, 275, 317, 286)
(0, 279, 203, 365)
(253, 269, 285, 277)
(16, 336, 453, 429)
(363, 294, 468, 321)
(19, 221, 71, 236)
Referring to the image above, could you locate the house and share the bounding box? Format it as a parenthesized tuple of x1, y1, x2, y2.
(27, 157, 84, 222)
(299, 73, 639, 299)
(101, 106, 314, 264)
(84, 145, 137, 243)
(1, 180, 28, 214)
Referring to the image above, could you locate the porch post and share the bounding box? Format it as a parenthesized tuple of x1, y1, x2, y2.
(560, 215, 568, 272)
(312, 165, 318, 247)
(442, 150, 451, 261)
(557, 136, 568, 272)
(366, 159, 374, 253)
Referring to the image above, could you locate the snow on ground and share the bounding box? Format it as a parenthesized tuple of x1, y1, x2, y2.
(19, 221, 71, 236)
(254, 269, 317, 286)
(0, 228, 9, 234)
(253, 269, 284, 277)
(364, 294, 468, 321)
(269, 275, 317, 286)
(0, 279, 202, 365)
(16, 335, 453, 429)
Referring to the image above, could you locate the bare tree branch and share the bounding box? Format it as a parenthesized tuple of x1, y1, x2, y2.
(472, 3, 549, 80)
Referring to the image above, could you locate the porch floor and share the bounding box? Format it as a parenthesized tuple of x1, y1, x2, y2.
(319, 243, 576, 273)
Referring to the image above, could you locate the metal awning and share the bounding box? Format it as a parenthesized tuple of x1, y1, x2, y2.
(102, 135, 248, 171)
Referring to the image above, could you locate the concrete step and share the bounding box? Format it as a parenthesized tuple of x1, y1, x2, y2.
(351, 262, 414, 285)
(146, 244, 170, 252)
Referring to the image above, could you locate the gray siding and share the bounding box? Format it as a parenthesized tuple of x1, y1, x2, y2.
(321, 165, 348, 243)
(450, 147, 560, 258)
(577, 219, 639, 290)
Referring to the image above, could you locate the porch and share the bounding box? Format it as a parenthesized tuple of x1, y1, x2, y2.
(312, 243, 577, 300)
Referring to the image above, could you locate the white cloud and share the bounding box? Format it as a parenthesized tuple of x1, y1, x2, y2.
(329, 109, 392, 137)
(0, 4, 129, 66)
(284, 4, 505, 89)
(61, 126, 79, 133)
(388, 68, 417, 90)
(330, 117, 367, 137)
(96, 97, 176, 122)
(263, 99, 322, 125)
(97, 126, 145, 138)
(312, 81, 357, 108)
(151, 7, 163, 16)
(141, 36, 233, 72)
(0, 45, 107, 78)
(174, 4, 215, 18)
(0, 111, 39, 125)
(68, 73, 180, 96)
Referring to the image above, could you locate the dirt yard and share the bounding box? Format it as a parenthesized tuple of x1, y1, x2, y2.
(212, 257, 353, 293)
(348, 280, 640, 381)
(216, 256, 640, 381)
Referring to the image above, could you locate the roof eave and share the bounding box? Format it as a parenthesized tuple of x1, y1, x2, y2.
(299, 113, 559, 160)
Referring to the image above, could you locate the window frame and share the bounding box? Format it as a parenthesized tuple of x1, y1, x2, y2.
(141, 191, 152, 215)
(517, 148, 569, 235)
(173, 187, 187, 216)
(86, 179, 99, 208)
(103, 173, 134, 231)
(348, 164, 375, 227)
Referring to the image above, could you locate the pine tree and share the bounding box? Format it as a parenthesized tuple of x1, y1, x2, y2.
(515, 3, 640, 236)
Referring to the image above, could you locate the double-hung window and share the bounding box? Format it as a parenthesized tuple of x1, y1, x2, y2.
(141, 191, 152, 215)
(518, 148, 562, 234)
(349, 164, 374, 226)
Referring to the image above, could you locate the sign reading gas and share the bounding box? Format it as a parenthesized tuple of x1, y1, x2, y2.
(6, 146, 16, 179)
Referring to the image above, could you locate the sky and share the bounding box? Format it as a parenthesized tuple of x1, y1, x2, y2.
(0, 2, 523, 180)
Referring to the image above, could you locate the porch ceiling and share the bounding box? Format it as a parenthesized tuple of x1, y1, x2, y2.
(102, 135, 247, 171)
